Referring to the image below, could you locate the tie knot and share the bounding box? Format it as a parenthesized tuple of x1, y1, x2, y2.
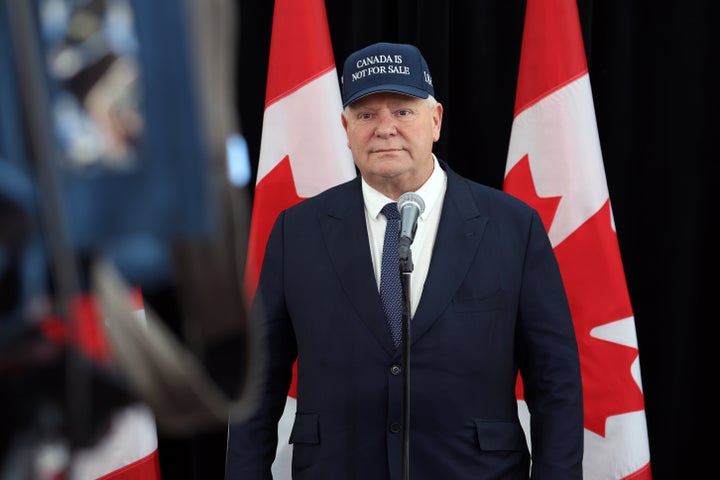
(381, 202, 400, 220)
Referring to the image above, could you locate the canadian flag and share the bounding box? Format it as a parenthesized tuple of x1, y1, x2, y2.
(503, 0, 652, 478)
(64, 291, 162, 480)
(243, 0, 356, 476)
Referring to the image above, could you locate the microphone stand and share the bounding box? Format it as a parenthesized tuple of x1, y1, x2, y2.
(399, 245, 413, 480)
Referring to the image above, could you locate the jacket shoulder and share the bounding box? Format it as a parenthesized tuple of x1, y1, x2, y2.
(440, 159, 537, 217)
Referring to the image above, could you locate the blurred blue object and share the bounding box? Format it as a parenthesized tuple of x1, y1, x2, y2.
(34, 0, 212, 249)
(226, 132, 251, 188)
(0, 0, 219, 322)
(0, 1, 48, 331)
(103, 234, 173, 289)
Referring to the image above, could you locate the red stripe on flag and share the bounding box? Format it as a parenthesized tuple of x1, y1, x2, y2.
(264, 0, 336, 107)
(70, 294, 113, 365)
(66, 288, 145, 365)
(621, 462, 652, 480)
(513, 0, 587, 115)
(96, 449, 161, 480)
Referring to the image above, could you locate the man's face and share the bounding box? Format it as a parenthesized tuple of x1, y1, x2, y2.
(342, 92, 442, 194)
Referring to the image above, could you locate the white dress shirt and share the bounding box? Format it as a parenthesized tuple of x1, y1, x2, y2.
(362, 155, 447, 317)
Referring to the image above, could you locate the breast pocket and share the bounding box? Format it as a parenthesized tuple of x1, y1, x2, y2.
(444, 289, 504, 369)
(453, 288, 502, 315)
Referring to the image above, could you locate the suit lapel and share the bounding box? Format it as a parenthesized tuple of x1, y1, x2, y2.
(320, 179, 398, 355)
(411, 166, 488, 343)
(318, 166, 488, 354)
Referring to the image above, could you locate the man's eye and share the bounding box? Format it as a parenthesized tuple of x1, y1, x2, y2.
(360, 113, 373, 120)
(397, 110, 411, 117)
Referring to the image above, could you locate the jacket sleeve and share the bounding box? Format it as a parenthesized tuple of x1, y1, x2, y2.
(517, 210, 584, 479)
(225, 212, 297, 479)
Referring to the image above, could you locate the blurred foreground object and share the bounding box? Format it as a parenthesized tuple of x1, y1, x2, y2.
(1, 0, 261, 476)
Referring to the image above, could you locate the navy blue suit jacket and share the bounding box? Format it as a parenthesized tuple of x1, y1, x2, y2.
(226, 160, 583, 479)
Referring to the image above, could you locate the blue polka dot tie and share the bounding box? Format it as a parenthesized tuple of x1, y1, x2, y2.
(380, 202, 402, 347)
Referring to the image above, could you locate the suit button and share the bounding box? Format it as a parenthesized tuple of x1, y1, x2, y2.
(390, 422, 401, 433)
(390, 365, 402, 375)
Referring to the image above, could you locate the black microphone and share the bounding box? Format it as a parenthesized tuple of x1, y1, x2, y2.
(397, 192, 425, 261)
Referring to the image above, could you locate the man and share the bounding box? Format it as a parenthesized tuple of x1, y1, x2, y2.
(226, 42, 583, 479)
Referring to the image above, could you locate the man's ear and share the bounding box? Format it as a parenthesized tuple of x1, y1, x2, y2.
(341, 112, 352, 149)
(433, 103, 443, 141)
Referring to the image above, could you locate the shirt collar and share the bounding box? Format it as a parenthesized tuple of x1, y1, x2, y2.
(362, 155, 446, 220)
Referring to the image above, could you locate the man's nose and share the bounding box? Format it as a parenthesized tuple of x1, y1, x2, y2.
(375, 112, 397, 136)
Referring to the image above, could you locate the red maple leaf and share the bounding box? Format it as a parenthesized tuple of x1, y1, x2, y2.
(506, 155, 644, 437)
(554, 201, 644, 436)
(244, 155, 303, 301)
(503, 155, 562, 231)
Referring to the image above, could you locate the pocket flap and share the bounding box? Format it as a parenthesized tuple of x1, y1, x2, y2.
(289, 413, 320, 445)
(474, 419, 527, 452)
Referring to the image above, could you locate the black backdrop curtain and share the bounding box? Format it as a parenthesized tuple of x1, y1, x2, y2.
(164, 1, 715, 479)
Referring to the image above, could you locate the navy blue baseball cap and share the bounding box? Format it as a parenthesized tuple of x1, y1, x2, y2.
(341, 42, 434, 108)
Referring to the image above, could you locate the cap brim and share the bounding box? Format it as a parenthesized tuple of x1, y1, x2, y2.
(343, 85, 430, 108)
